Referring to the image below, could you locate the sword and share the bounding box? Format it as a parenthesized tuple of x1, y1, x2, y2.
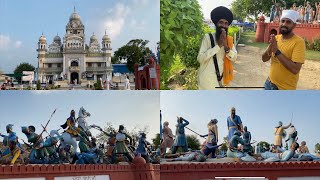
(185, 127, 207, 140)
(290, 112, 293, 124)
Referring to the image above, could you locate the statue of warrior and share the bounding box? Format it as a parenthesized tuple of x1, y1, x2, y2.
(172, 117, 189, 154)
(242, 126, 253, 154)
(113, 125, 133, 162)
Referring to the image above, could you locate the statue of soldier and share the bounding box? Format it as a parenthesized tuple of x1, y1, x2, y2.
(172, 117, 189, 154)
(136, 132, 151, 163)
(227, 130, 245, 159)
(21, 126, 49, 164)
(242, 126, 253, 154)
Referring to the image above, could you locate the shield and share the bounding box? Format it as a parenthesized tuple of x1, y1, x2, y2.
(116, 133, 126, 141)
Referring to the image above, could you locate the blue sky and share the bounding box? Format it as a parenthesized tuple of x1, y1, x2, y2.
(0, 91, 160, 143)
(0, 0, 160, 73)
(198, 0, 234, 19)
(161, 91, 319, 153)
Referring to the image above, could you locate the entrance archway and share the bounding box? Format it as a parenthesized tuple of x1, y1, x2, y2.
(270, 29, 278, 36)
(71, 61, 79, 67)
(141, 76, 147, 90)
(71, 72, 79, 84)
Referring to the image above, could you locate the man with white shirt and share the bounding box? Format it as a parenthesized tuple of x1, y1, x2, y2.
(197, 6, 237, 90)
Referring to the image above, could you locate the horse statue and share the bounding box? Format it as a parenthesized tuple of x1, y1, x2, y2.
(52, 107, 92, 153)
(78, 106, 91, 133)
(50, 129, 78, 153)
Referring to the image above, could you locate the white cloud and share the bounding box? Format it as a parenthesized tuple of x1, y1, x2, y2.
(103, 3, 130, 40)
(0, 35, 11, 51)
(15, 41, 22, 48)
(133, 0, 149, 6)
(130, 19, 146, 31)
(0, 35, 23, 50)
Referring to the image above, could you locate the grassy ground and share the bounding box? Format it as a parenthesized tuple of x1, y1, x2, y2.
(240, 31, 320, 61)
(306, 50, 320, 61)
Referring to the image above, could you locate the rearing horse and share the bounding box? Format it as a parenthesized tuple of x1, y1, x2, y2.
(52, 107, 92, 152)
(78, 106, 91, 133)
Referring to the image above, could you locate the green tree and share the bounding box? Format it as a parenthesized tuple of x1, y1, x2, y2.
(315, 143, 320, 154)
(152, 133, 160, 148)
(96, 122, 117, 145)
(95, 78, 102, 90)
(219, 136, 228, 153)
(160, 0, 203, 69)
(13, 62, 35, 82)
(231, 0, 273, 22)
(114, 39, 149, 72)
(187, 135, 201, 150)
(127, 125, 150, 146)
(111, 56, 121, 64)
(96, 123, 149, 147)
(231, 0, 318, 22)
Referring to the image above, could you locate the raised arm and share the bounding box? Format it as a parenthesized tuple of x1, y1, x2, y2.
(201, 134, 209, 138)
(182, 118, 189, 127)
(283, 123, 292, 129)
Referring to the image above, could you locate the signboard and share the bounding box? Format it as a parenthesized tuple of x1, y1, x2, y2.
(22, 71, 34, 82)
(55, 175, 110, 180)
(149, 68, 156, 78)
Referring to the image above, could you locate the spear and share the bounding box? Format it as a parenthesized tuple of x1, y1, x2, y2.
(33, 108, 57, 148)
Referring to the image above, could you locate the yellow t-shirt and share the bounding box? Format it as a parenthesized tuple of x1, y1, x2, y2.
(269, 34, 305, 90)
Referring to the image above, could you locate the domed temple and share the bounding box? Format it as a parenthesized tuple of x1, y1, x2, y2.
(37, 8, 113, 85)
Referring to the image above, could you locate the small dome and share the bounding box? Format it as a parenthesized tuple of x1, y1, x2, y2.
(102, 34, 110, 41)
(69, 12, 81, 21)
(90, 33, 98, 42)
(39, 34, 46, 42)
(54, 35, 61, 42)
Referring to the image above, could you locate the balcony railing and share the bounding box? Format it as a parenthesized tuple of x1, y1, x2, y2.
(69, 66, 80, 71)
(38, 67, 63, 73)
(86, 66, 108, 71)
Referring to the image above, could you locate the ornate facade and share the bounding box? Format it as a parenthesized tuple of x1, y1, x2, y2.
(37, 8, 113, 84)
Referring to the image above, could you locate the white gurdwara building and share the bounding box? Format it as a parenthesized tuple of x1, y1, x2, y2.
(37, 8, 113, 85)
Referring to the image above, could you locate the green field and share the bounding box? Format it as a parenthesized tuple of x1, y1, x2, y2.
(240, 31, 320, 61)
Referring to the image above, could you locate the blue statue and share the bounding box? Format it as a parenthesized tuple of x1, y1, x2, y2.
(172, 117, 189, 154)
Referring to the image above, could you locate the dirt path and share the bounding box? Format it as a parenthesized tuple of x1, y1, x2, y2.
(230, 45, 320, 90)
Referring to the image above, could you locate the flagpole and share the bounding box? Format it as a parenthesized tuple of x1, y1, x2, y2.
(160, 110, 162, 143)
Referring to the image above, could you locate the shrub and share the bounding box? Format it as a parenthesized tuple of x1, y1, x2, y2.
(36, 80, 41, 90)
(304, 37, 320, 51)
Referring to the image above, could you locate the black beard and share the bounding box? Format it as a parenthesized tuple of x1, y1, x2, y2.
(215, 26, 228, 41)
(280, 26, 292, 35)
